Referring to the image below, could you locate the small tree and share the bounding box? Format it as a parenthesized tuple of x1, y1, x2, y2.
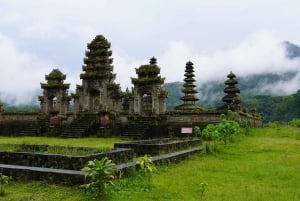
(193, 126, 201, 138)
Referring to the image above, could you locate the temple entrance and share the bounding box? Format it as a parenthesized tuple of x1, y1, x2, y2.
(89, 90, 100, 113)
(142, 93, 152, 116)
(48, 96, 58, 115)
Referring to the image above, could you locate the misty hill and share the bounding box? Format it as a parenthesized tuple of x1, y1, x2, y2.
(165, 41, 300, 122)
(165, 71, 300, 108)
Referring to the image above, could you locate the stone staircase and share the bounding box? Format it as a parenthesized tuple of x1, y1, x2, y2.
(19, 123, 37, 136)
(19, 115, 50, 136)
(37, 115, 50, 134)
(60, 114, 98, 138)
(121, 117, 154, 139)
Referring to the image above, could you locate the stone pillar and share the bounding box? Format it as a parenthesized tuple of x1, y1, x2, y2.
(153, 94, 159, 115)
(159, 98, 167, 114)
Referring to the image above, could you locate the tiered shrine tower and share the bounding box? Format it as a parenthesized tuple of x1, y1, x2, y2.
(73, 35, 122, 114)
(130, 57, 168, 116)
(39, 69, 71, 116)
(175, 61, 204, 111)
(222, 71, 241, 110)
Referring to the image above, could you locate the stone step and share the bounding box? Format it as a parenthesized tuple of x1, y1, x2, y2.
(61, 114, 97, 138)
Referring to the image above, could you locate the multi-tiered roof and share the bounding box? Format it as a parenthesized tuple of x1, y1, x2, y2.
(40, 69, 70, 90)
(175, 61, 204, 111)
(80, 35, 115, 81)
(222, 71, 241, 108)
(131, 57, 165, 86)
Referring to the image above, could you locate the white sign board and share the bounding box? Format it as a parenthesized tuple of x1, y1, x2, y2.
(181, 127, 193, 134)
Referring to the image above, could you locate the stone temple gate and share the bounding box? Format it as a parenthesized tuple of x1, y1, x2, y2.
(130, 57, 168, 116)
(39, 69, 71, 116)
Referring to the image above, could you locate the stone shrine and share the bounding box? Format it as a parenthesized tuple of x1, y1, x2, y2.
(72, 35, 122, 114)
(130, 57, 168, 116)
(39, 69, 71, 117)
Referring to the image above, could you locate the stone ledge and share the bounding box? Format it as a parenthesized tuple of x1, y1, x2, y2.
(0, 146, 202, 185)
(0, 163, 86, 185)
(115, 146, 203, 172)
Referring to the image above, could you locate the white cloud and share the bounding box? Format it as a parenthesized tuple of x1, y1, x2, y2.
(2, 0, 300, 105)
(110, 30, 300, 96)
(0, 33, 53, 105)
(1, 30, 300, 105)
(156, 31, 300, 84)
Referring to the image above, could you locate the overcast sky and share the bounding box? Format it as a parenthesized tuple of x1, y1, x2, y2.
(1, 0, 300, 104)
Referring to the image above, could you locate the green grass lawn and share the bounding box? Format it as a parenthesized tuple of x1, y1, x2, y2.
(0, 136, 122, 148)
(1, 125, 300, 201)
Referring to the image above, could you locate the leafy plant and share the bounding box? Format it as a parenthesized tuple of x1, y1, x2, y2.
(135, 155, 156, 175)
(193, 126, 202, 138)
(289, 118, 300, 127)
(202, 112, 240, 145)
(202, 124, 220, 141)
(0, 173, 10, 196)
(81, 157, 116, 198)
(135, 155, 157, 185)
(199, 182, 208, 201)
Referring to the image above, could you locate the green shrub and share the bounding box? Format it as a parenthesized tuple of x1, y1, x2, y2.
(193, 126, 201, 138)
(135, 155, 156, 185)
(289, 118, 300, 127)
(81, 157, 116, 198)
(202, 112, 240, 144)
(135, 155, 156, 175)
(0, 173, 10, 196)
(264, 121, 280, 128)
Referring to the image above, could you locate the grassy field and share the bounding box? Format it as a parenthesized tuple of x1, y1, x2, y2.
(1, 125, 300, 201)
(0, 136, 122, 148)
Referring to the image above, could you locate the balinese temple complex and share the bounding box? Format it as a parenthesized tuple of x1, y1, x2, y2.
(0, 35, 263, 138)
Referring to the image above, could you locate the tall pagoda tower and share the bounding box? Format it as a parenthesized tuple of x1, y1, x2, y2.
(175, 61, 204, 111)
(222, 71, 241, 110)
(130, 57, 167, 116)
(73, 35, 122, 114)
(39, 69, 71, 116)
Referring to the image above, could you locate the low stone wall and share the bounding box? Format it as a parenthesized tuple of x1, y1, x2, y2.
(0, 112, 38, 121)
(114, 138, 202, 156)
(0, 164, 86, 185)
(0, 121, 36, 135)
(166, 112, 222, 128)
(240, 115, 263, 127)
(0, 148, 134, 170)
(0, 146, 202, 185)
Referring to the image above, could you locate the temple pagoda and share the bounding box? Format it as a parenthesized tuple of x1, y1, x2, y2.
(221, 71, 241, 111)
(39, 69, 71, 116)
(175, 61, 205, 111)
(130, 57, 167, 116)
(73, 35, 122, 114)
